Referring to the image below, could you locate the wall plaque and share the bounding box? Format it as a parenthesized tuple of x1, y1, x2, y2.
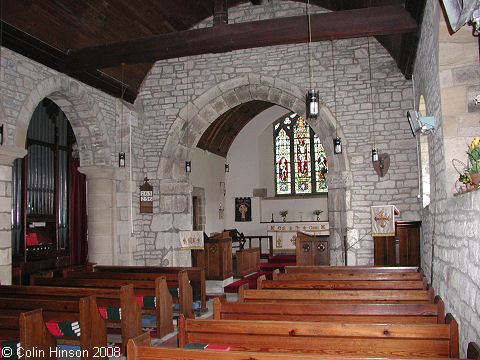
(140, 177, 153, 213)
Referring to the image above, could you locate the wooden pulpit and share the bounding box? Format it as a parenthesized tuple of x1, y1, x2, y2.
(374, 221, 421, 266)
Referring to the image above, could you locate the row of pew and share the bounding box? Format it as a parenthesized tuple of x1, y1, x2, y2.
(126, 265, 480, 360)
(0, 264, 206, 359)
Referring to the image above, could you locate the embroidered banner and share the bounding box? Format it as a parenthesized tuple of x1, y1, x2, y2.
(371, 205, 399, 236)
(235, 197, 251, 222)
(179, 231, 204, 250)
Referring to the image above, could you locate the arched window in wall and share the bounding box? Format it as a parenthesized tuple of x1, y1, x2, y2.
(273, 113, 328, 195)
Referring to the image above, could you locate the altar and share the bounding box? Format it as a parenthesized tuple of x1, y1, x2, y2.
(266, 221, 329, 252)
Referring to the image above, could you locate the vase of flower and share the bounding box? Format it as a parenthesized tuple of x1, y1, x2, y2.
(467, 137, 480, 187)
(313, 209, 323, 221)
(279, 210, 288, 222)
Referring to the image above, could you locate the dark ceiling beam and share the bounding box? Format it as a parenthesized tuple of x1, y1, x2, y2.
(1, 21, 138, 103)
(64, 5, 417, 72)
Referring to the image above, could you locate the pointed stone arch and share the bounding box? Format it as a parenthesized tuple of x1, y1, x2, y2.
(14, 75, 111, 166)
(157, 74, 352, 265)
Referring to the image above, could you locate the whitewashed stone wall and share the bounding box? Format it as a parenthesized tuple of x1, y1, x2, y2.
(415, 0, 480, 355)
(137, 1, 421, 266)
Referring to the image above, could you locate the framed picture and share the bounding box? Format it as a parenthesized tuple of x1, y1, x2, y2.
(235, 197, 251, 222)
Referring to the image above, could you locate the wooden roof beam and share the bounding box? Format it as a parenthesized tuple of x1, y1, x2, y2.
(64, 5, 417, 72)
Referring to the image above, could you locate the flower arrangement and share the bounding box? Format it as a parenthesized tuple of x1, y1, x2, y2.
(279, 210, 288, 221)
(313, 209, 323, 220)
(467, 136, 480, 174)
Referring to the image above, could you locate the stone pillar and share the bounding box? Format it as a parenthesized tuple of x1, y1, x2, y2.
(326, 171, 352, 266)
(78, 166, 117, 265)
(0, 146, 27, 285)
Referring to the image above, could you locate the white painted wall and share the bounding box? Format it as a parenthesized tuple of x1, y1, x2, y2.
(224, 105, 328, 236)
(189, 149, 226, 235)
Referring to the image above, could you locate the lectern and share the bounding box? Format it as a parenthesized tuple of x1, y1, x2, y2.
(192, 231, 232, 280)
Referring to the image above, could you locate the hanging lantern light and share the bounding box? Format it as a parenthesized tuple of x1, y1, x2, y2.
(306, 90, 319, 118)
(334, 136, 342, 154)
(372, 148, 379, 162)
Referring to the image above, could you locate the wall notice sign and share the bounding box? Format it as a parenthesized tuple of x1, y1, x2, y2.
(140, 177, 153, 213)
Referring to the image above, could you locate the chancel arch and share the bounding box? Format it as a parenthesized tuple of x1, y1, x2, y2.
(157, 75, 352, 265)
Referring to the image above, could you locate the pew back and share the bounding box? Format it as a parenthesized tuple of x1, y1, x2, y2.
(93, 265, 206, 312)
(214, 296, 445, 324)
(177, 315, 459, 358)
(273, 269, 424, 281)
(257, 278, 428, 290)
(238, 285, 435, 304)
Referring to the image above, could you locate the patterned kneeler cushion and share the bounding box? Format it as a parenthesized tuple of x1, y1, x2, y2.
(135, 295, 156, 308)
(0, 339, 19, 359)
(98, 306, 122, 320)
(45, 320, 81, 337)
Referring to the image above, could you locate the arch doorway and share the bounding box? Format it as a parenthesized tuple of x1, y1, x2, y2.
(11, 99, 87, 284)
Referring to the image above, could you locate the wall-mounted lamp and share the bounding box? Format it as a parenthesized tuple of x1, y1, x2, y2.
(334, 136, 342, 154)
(119, 152, 125, 167)
(0, 124, 3, 145)
(185, 161, 191, 173)
(225, 163, 230, 172)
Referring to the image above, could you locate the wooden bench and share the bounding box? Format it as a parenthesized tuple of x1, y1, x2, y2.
(32, 271, 189, 321)
(273, 268, 424, 281)
(257, 275, 428, 290)
(92, 265, 206, 312)
(61, 268, 194, 318)
(0, 309, 57, 360)
(235, 247, 260, 277)
(238, 285, 435, 304)
(127, 332, 480, 360)
(285, 265, 423, 274)
(214, 295, 445, 324)
(177, 314, 460, 358)
(0, 294, 106, 360)
(0, 283, 146, 352)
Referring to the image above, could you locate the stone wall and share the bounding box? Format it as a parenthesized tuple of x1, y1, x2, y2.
(137, 1, 421, 266)
(0, 48, 145, 277)
(415, 0, 480, 355)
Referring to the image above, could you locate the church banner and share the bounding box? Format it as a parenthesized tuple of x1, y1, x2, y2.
(235, 197, 252, 222)
(371, 205, 399, 236)
(179, 231, 204, 250)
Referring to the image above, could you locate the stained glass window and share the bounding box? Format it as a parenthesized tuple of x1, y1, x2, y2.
(273, 113, 328, 195)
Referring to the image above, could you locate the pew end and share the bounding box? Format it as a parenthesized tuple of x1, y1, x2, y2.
(20, 308, 57, 360)
(120, 284, 144, 352)
(445, 312, 460, 358)
(79, 295, 107, 359)
(434, 295, 446, 324)
(272, 268, 280, 280)
(256, 274, 266, 289)
(178, 270, 194, 319)
(126, 332, 151, 360)
(154, 277, 174, 338)
(237, 283, 249, 302)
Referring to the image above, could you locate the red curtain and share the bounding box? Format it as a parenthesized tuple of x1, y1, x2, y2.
(70, 158, 87, 265)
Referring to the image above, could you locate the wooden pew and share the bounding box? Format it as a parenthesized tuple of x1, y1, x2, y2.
(213, 295, 445, 324)
(0, 295, 106, 360)
(257, 276, 428, 290)
(273, 268, 424, 281)
(177, 314, 460, 358)
(127, 332, 480, 360)
(62, 269, 194, 318)
(32, 272, 188, 322)
(0, 284, 146, 352)
(285, 265, 423, 274)
(0, 309, 57, 360)
(238, 284, 435, 304)
(92, 265, 206, 312)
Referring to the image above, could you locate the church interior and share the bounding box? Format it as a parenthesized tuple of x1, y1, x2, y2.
(0, 0, 479, 358)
